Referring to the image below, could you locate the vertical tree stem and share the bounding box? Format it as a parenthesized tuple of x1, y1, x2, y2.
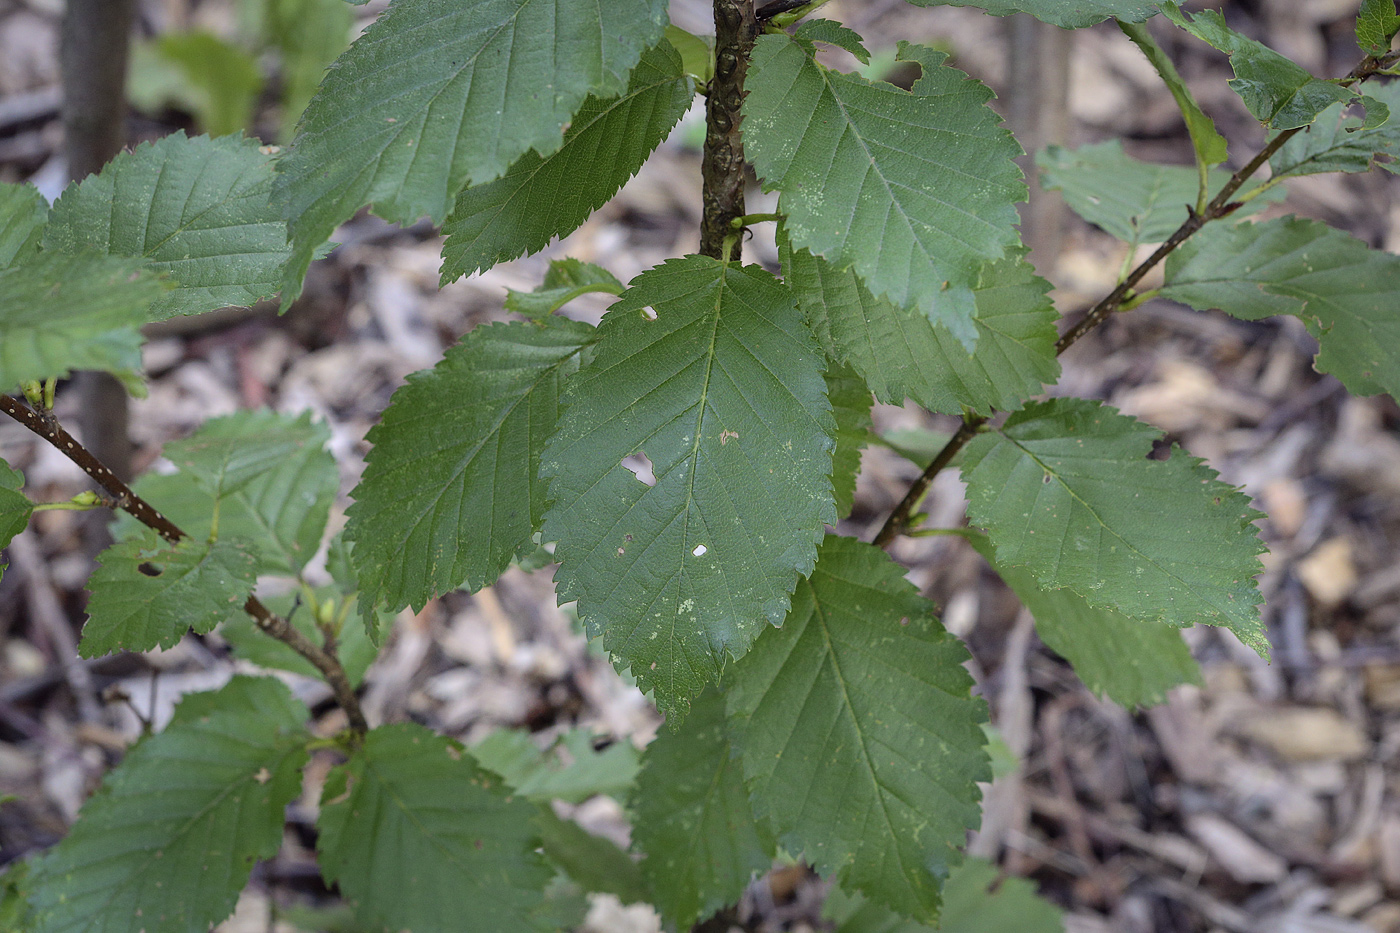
(700, 0, 757, 260)
(62, 0, 140, 547)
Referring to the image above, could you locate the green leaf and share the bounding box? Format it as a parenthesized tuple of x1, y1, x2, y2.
(960, 398, 1267, 654)
(0, 251, 159, 390)
(121, 411, 335, 575)
(541, 257, 835, 719)
(27, 677, 309, 933)
(45, 132, 292, 320)
(1270, 82, 1400, 178)
(967, 533, 1201, 709)
(1162, 215, 1400, 401)
(1036, 140, 1282, 252)
(163, 408, 328, 500)
(1160, 2, 1353, 130)
(903, 0, 1153, 29)
(128, 32, 263, 137)
(745, 37, 1024, 346)
(219, 584, 387, 688)
(317, 723, 553, 933)
(784, 235, 1060, 415)
(534, 808, 649, 906)
(879, 426, 954, 470)
(80, 529, 258, 657)
(1363, 94, 1392, 129)
(824, 857, 1063, 933)
(0, 459, 32, 586)
(664, 24, 713, 84)
(0, 860, 31, 932)
(347, 318, 595, 617)
(795, 19, 870, 64)
(0, 182, 46, 268)
(727, 536, 990, 922)
(471, 728, 640, 804)
(1358, 0, 1400, 56)
(276, 0, 669, 305)
(504, 258, 624, 318)
(440, 40, 693, 281)
(631, 686, 775, 930)
(826, 361, 874, 520)
(1119, 21, 1228, 168)
(261, 0, 354, 142)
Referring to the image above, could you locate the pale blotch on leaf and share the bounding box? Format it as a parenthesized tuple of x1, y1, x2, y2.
(692, 544, 707, 557)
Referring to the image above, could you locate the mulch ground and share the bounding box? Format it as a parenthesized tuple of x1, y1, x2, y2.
(3, 1, 1400, 931)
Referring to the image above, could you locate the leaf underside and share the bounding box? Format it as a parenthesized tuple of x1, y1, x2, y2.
(728, 536, 990, 922)
(825, 360, 875, 520)
(504, 258, 624, 318)
(1036, 140, 1281, 252)
(631, 686, 776, 930)
(316, 723, 553, 933)
(276, 0, 669, 304)
(745, 37, 1025, 346)
(904, 0, 1154, 29)
(1270, 82, 1400, 179)
(0, 251, 159, 389)
(347, 317, 596, 617)
(961, 398, 1268, 654)
(123, 411, 336, 576)
(163, 408, 331, 500)
(542, 256, 835, 720)
(26, 677, 309, 933)
(969, 534, 1202, 709)
(1160, 2, 1352, 129)
(45, 132, 291, 319)
(825, 857, 1063, 933)
(0, 459, 32, 585)
(471, 727, 641, 805)
(784, 234, 1059, 415)
(1162, 215, 1400, 401)
(0, 181, 46, 268)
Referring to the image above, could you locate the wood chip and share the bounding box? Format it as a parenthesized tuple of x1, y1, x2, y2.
(1186, 812, 1289, 884)
(1297, 538, 1358, 608)
(1239, 707, 1370, 762)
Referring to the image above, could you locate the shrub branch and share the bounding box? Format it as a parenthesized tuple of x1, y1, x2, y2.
(873, 50, 1400, 548)
(0, 392, 369, 736)
(700, 0, 757, 260)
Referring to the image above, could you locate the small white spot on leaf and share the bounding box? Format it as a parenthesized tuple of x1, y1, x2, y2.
(692, 544, 707, 557)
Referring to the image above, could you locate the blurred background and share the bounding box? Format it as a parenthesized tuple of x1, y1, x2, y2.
(2, 1, 1400, 930)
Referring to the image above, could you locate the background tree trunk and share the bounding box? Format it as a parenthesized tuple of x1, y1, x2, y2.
(61, 0, 139, 557)
(1005, 15, 1071, 278)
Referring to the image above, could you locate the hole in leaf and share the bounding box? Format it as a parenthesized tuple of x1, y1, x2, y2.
(641, 306, 658, 321)
(138, 562, 163, 577)
(692, 544, 707, 557)
(622, 452, 656, 487)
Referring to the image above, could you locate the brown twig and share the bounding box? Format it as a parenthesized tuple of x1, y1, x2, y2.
(1, 393, 368, 735)
(699, 0, 757, 260)
(873, 50, 1400, 547)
